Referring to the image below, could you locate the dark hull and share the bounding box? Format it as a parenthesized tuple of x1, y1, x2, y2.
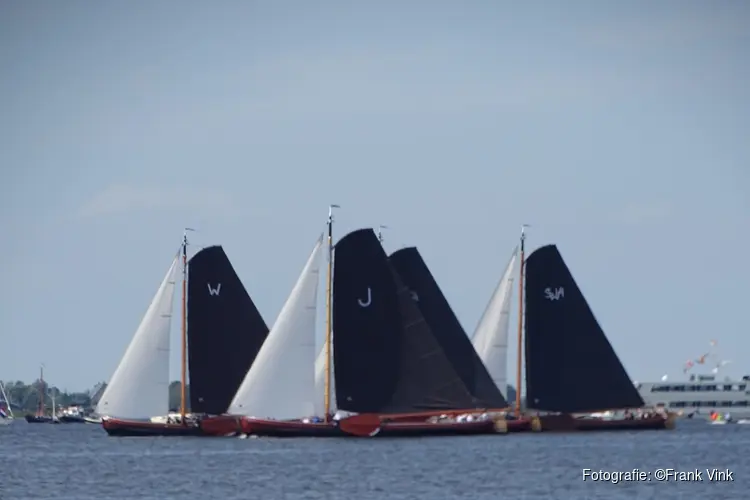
(59, 415, 86, 423)
(381, 410, 531, 434)
(102, 417, 203, 437)
(504, 418, 534, 433)
(535, 413, 674, 432)
(25, 415, 55, 424)
(378, 419, 497, 437)
(240, 417, 345, 437)
(240, 414, 513, 438)
(380, 409, 501, 423)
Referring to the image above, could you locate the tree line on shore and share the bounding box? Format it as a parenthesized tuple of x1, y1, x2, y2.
(2, 380, 520, 415)
(0, 380, 190, 414)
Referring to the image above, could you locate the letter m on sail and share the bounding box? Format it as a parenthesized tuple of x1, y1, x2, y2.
(207, 283, 221, 296)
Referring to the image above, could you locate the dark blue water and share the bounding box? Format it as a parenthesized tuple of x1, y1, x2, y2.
(0, 420, 744, 499)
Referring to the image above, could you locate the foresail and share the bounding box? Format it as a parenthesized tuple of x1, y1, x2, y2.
(314, 341, 336, 416)
(228, 235, 323, 419)
(471, 247, 517, 399)
(96, 257, 178, 419)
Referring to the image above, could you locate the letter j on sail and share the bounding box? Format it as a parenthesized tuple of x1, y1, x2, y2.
(358, 288, 372, 307)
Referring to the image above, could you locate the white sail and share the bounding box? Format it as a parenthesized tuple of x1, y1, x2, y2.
(314, 341, 336, 416)
(96, 256, 178, 419)
(0, 381, 13, 424)
(471, 247, 518, 400)
(228, 235, 323, 419)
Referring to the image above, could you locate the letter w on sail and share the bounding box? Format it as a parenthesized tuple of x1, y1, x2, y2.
(358, 288, 372, 308)
(207, 283, 222, 296)
(544, 286, 564, 301)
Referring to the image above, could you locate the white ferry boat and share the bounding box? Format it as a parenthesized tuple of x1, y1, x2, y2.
(637, 374, 750, 420)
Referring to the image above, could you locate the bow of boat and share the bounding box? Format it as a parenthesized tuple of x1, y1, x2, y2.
(200, 415, 243, 436)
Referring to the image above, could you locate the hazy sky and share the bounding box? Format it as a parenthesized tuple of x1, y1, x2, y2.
(1, 1, 748, 392)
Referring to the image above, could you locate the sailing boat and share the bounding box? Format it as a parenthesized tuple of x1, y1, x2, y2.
(328, 228, 512, 436)
(207, 206, 518, 438)
(203, 206, 381, 437)
(0, 381, 14, 426)
(239, 226, 511, 437)
(98, 247, 190, 436)
(25, 366, 55, 423)
(98, 232, 269, 436)
(512, 230, 674, 431)
(201, 234, 350, 437)
(312, 242, 513, 424)
(370, 246, 539, 433)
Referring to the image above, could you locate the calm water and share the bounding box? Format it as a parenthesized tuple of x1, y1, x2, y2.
(0, 420, 744, 500)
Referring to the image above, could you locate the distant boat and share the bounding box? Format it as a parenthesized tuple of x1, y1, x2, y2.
(0, 381, 14, 426)
(25, 366, 56, 424)
(24, 415, 55, 424)
(707, 410, 736, 425)
(635, 339, 749, 419)
(58, 405, 86, 423)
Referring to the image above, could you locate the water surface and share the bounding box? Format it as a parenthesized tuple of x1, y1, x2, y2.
(0, 420, 744, 499)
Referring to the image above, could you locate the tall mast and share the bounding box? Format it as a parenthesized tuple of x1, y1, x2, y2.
(515, 224, 529, 417)
(179, 228, 194, 422)
(323, 204, 340, 422)
(38, 365, 45, 416)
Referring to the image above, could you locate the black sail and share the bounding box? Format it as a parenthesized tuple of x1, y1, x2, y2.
(187, 246, 269, 415)
(332, 229, 477, 414)
(380, 266, 479, 412)
(389, 247, 507, 408)
(524, 244, 644, 413)
(332, 229, 401, 413)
